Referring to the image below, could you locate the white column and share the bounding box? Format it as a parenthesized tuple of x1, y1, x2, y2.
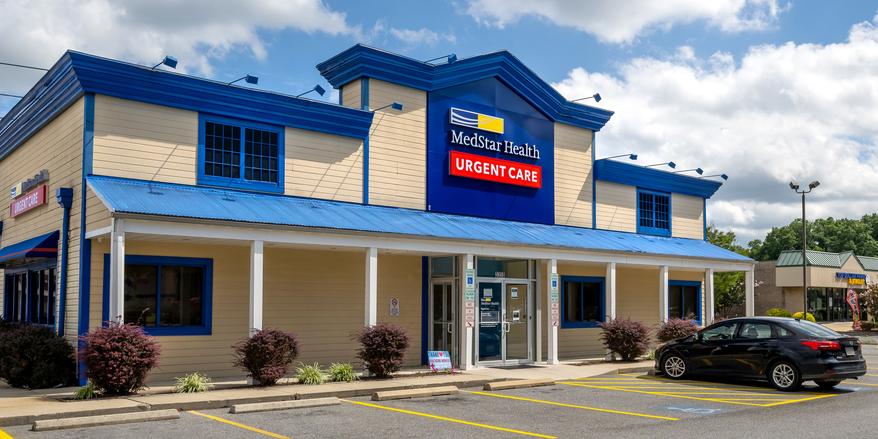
(547, 258, 559, 365)
(659, 265, 669, 322)
(606, 262, 617, 320)
(365, 247, 378, 326)
(249, 240, 264, 335)
(459, 254, 475, 370)
(535, 261, 542, 363)
(704, 268, 715, 325)
(745, 268, 755, 316)
(108, 218, 125, 323)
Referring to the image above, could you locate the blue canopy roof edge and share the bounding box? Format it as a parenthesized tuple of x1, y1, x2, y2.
(316, 44, 614, 132)
(594, 159, 723, 199)
(87, 175, 752, 263)
(0, 51, 374, 162)
(0, 230, 60, 264)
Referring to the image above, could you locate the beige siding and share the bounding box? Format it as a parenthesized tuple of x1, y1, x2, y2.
(366, 79, 426, 209)
(93, 95, 198, 185)
(554, 124, 594, 228)
(777, 259, 868, 290)
(340, 80, 362, 109)
(285, 127, 364, 203)
(540, 262, 606, 360)
(671, 193, 704, 239)
(85, 187, 111, 234)
(0, 98, 84, 342)
(595, 181, 636, 232)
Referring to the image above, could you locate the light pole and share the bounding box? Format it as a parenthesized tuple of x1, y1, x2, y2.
(790, 180, 820, 320)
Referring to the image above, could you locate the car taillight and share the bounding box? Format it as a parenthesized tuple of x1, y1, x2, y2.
(801, 340, 841, 351)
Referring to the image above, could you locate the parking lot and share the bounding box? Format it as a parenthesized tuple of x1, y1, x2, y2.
(4, 344, 877, 438)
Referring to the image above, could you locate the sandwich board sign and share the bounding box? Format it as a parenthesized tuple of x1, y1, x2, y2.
(428, 351, 453, 372)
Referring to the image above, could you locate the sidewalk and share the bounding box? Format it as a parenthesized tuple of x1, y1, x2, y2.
(0, 360, 651, 427)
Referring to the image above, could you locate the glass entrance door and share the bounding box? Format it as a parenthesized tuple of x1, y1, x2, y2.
(504, 283, 529, 362)
(429, 282, 457, 364)
(477, 281, 532, 364)
(478, 282, 503, 362)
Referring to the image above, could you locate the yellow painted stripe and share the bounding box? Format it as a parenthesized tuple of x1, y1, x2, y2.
(0, 426, 13, 439)
(850, 382, 878, 387)
(188, 410, 289, 439)
(761, 394, 837, 407)
(865, 374, 878, 378)
(342, 399, 555, 438)
(656, 392, 787, 397)
(465, 391, 678, 421)
(559, 382, 767, 407)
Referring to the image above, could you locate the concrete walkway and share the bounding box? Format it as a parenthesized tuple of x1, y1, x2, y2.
(0, 360, 650, 427)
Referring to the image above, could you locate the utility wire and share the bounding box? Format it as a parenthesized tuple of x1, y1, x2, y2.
(0, 61, 49, 71)
(0, 92, 23, 99)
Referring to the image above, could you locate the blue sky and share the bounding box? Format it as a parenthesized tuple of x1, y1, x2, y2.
(3, 0, 878, 243)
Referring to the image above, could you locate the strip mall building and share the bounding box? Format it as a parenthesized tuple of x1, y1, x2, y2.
(0, 45, 754, 382)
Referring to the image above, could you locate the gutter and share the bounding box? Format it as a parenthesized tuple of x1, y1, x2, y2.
(55, 187, 73, 336)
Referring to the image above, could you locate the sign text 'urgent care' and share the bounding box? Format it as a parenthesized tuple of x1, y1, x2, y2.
(449, 150, 541, 188)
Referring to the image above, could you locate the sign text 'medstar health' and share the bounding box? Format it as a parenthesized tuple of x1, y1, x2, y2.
(449, 150, 541, 188)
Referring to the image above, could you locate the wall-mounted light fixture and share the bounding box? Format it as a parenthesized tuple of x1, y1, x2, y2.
(424, 54, 457, 64)
(701, 173, 729, 180)
(228, 74, 259, 86)
(572, 93, 601, 103)
(296, 84, 327, 98)
(600, 153, 637, 161)
(674, 167, 704, 175)
(372, 102, 404, 112)
(151, 55, 178, 70)
(645, 161, 676, 169)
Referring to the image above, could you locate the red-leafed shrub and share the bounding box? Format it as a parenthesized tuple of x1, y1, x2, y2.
(355, 324, 409, 378)
(599, 318, 649, 361)
(656, 319, 698, 343)
(0, 323, 75, 389)
(79, 323, 160, 395)
(233, 329, 299, 386)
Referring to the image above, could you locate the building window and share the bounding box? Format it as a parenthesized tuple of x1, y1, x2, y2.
(199, 116, 284, 193)
(638, 189, 671, 236)
(3, 266, 56, 326)
(668, 281, 701, 323)
(103, 255, 213, 336)
(561, 276, 604, 328)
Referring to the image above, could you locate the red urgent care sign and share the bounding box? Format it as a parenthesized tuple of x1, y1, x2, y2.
(449, 150, 542, 188)
(10, 184, 47, 218)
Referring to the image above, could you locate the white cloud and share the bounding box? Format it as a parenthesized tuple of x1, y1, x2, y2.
(552, 16, 878, 244)
(389, 27, 457, 47)
(466, 0, 786, 44)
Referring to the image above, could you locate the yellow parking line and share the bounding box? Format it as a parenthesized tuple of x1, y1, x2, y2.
(850, 382, 878, 387)
(188, 410, 289, 439)
(342, 399, 555, 438)
(465, 390, 678, 421)
(657, 392, 787, 397)
(559, 382, 766, 406)
(0, 426, 13, 439)
(866, 374, 878, 378)
(761, 394, 837, 407)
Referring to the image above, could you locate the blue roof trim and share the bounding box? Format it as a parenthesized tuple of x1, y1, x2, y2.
(317, 44, 614, 132)
(594, 159, 722, 199)
(0, 51, 374, 161)
(0, 230, 59, 264)
(87, 175, 751, 263)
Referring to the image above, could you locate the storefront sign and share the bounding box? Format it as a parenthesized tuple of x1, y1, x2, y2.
(836, 272, 866, 286)
(9, 184, 47, 218)
(9, 169, 49, 199)
(449, 150, 542, 188)
(550, 273, 560, 326)
(389, 297, 400, 317)
(427, 351, 453, 372)
(450, 107, 505, 134)
(464, 268, 475, 327)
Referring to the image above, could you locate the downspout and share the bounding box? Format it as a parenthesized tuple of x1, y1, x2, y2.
(55, 187, 74, 336)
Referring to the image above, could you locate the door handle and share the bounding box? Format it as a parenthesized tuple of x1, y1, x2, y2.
(503, 322, 511, 333)
(447, 322, 453, 334)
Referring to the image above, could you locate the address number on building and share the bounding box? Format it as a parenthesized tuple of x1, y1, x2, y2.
(449, 150, 542, 188)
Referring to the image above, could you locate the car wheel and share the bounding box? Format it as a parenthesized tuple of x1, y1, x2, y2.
(815, 380, 841, 390)
(768, 361, 801, 391)
(662, 354, 687, 379)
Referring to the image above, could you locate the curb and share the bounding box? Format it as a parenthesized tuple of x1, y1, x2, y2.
(31, 409, 179, 432)
(483, 378, 554, 391)
(0, 403, 150, 428)
(372, 386, 458, 401)
(230, 397, 341, 414)
(615, 366, 654, 374)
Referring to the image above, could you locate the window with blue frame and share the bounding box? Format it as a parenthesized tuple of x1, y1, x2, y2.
(104, 255, 212, 335)
(199, 116, 283, 193)
(561, 276, 604, 328)
(638, 189, 671, 236)
(668, 281, 701, 323)
(3, 265, 56, 325)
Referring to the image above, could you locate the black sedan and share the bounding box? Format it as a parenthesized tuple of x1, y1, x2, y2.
(654, 317, 867, 390)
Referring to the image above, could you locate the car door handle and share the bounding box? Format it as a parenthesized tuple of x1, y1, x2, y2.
(711, 347, 724, 355)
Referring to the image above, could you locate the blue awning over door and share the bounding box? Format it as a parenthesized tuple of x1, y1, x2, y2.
(0, 231, 59, 264)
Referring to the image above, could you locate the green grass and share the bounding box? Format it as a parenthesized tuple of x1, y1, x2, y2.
(73, 381, 99, 400)
(296, 363, 325, 385)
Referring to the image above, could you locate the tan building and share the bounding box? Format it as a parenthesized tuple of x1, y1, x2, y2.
(0, 46, 753, 384)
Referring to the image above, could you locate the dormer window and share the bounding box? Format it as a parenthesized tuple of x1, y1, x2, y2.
(198, 115, 284, 193)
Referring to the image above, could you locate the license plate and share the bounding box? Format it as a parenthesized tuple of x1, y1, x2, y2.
(845, 347, 855, 356)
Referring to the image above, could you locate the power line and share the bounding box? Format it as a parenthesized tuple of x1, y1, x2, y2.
(0, 92, 23, 99)
(0, 61, 49, 71)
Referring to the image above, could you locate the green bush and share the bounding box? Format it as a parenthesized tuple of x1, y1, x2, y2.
(328, 362, 357, 383)
(295, 363, 324, 385)
(792, 312, 816, 322)
(74, 381, 99, 400)
(173, 372, 212, 393)
(766, 308, 792, 318)
(860, 321, 875, 331)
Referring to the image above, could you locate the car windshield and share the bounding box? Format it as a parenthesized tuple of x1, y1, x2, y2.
(786, 320, 841, 338)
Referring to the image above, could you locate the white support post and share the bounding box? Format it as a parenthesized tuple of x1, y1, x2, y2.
(659, 265, 669, 323)
(606, 262, 617, 320)
(704, 268, 715, 325)
(459, 254, 475, 370)
(745, 268, 755, 316)
(535, 261, 542, 363)
(365, 247, 378, 326)
(249, 240, 264, 335)
(108, 218, 125, 323)
(547, 258, 559, 365)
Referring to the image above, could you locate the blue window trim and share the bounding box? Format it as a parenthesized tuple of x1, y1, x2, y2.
(197, 114, 285, 194)
(636, 188, 672, 237)
(560, 275, 605, 329)
(668, 280, 702, 325)
(102, 254, 213, 336)
(3, 260, 58, 327)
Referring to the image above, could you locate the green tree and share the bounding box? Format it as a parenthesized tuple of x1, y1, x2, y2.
(810, 217, 878, 257)
(707, 226, 748, 318)
(747, 219, 813, 261)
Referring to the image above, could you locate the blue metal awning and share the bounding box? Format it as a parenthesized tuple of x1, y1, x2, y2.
(87, 176, 752, 263)
(0, 230, 59, 264)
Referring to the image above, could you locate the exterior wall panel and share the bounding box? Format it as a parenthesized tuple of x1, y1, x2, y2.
(595, 181, 636, 232)
(284, 127, 364, 203)
(340, 80, 362, 109)
(554, 124, 593, 228)
(671, 193, 704, 239)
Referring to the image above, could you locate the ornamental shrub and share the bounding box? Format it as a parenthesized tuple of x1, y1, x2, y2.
(656, 319, 698, 343)
(355, 324, 409, 378)
(173, 372, 212, 393)
(328, 362, 357, 382)
(295, 362, 325, 385)
(766, 307, 793, 318)
(861, 321, 875, 331)
(79, 323, 161, 395)
(792, 312, 817, 322)
(0, 323, 75, 389)
(599, 318, 649, 361)
(233, 328, 299, 386)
